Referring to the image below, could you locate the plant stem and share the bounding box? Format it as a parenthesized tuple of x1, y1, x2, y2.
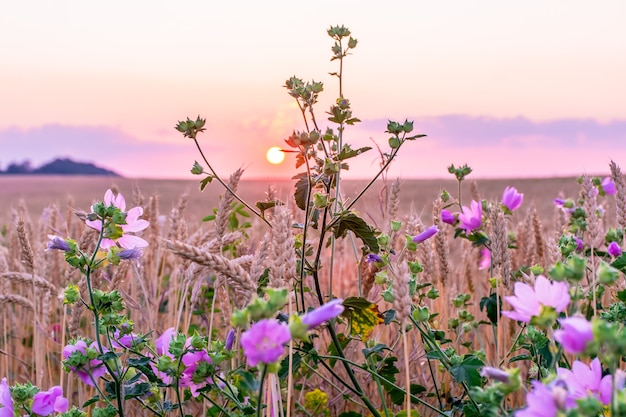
(191, 137, 271, 228)
(257, 365, 268, 417)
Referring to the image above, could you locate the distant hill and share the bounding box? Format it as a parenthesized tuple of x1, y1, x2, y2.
(0, 158, 120, 176)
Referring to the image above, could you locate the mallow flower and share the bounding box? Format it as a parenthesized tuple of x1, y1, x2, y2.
(553, 316, 593, 354)
(301, 299, 344, 329)
(602, 177, 616, 195)
(608, 241, 622, 257)
(413, 225, 438, 243)
(46, 235, 71, 252)
(62, 340, 108, 387)
(557, 358, 624, 405)
(441, 209, 455, 225)
(241, 319, 291, 367)
(478, 248, 491, 270)
(31, 386, 69, 416)
(86, 189, 149, 250)
(502, 186, 524, 211)
(515, 380, 569, 417)
(0, 378, 13, 417)
(502, 275, 570, 323)
(458, 200, 482, 234)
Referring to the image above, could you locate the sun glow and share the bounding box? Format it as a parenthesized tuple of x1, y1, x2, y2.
(266, 146, 285, 165)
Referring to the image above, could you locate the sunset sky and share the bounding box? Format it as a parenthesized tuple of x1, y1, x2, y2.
(1, 1, 625, 180)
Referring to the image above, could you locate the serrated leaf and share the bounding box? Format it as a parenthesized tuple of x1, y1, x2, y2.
(293, 173, 310, 211)
(449, 355, 484, 387)
(278, 352, 301, 379)
(342, 296, 384, 340)
(362, 343, 390, 359)
(332, 212, 379, 252)
(479, 294, 501, 324)
(124, 382, 151, 399)
(83, 395, 100, 408)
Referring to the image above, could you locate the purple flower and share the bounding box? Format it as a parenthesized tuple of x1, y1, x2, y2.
(365, 253, 382, 263)
(480, 366, 510, 384)
(502, 275, 570, 323)
(301, 299, 344, 329)
(553, 198, 566, 207)
(515, 380, 562, 417)
(441, 209, 455, 225)
(502, 186, 524, 211)
(46, 235, 70, 252)
(241, 319, 291, 367)
(608, 241, 622, 257)
(86, 189, 149, 250)
(602, 177, 616, 195)
(556, 358, 623, 405)
(478, 248, 491, 270)
(118, 247, 143, 260)
(111, 329, 137, 349)
(0, 378, 13, 417)
(575, 237, 584, 251)
(553, 316, 593, 354)
(413, 225, 439, 243)
(225, 329, 235, 351)
(32, 386, 69, 416)
(458, 200, 482, 234)
(62, 340, 108, 387)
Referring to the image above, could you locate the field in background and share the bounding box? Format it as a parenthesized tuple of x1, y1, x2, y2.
(0, 175, 588, 227)
(0, 173, 610, 415)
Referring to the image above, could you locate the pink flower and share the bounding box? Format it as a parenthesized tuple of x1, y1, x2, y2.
(155, 327, 177, 357)
(32, 386, 69, 416)
(0, 378, 13, 417)
(180, 349, 213, 397)
(502, 275, 570, 323)
(478, 248, 491, 270)
(62, 340, 108, 387)
(602, 177, 616, 195)
(441, 209, 456, 225)
(502, 186, 524, 211)
(86, 189, 149, 250)
(515, 380, 561, 417)
(241, 319, 291, 367)
(608, 241, 622, 257)
(557, 358, 624, 405)
(553, 316, 593, 354)
(301, 299, 344, 329)
(413, 225, 439, 243)
(458, 200, 482, 234)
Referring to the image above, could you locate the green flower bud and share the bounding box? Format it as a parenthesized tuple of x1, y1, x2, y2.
(64, 284, 81, 305)
(413, 306, 430, 322)
(191, 161, 204, 175)
(598, 260, 619, 285)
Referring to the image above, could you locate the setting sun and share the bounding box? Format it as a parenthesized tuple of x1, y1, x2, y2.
(266, 146, 285, 165)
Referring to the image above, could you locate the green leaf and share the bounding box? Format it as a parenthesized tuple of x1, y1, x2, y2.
(342, 296, 384, 340)
(362, 343, 390, 359)
(124, 382, 151, 399)
(617, 289, 626, 303)
(338, 412, 362, 417)
(449, 355, 484, 387)
(82, 395, 100, 408)
(278, 352, 301, 379)
(332, 211, 379, 253)
(293, 173, 310, 211)
(337, 145, 371, 161)
(509, 354, 532, 363)
(611, 253, 626, 272)
(199, 175, 213, 191)
(479, 294, 501, 324)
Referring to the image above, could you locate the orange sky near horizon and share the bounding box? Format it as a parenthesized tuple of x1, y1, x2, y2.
(1, 1, 625, 179)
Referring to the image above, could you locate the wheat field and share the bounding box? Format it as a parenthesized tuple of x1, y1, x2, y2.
(0, 173, 610, 415)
